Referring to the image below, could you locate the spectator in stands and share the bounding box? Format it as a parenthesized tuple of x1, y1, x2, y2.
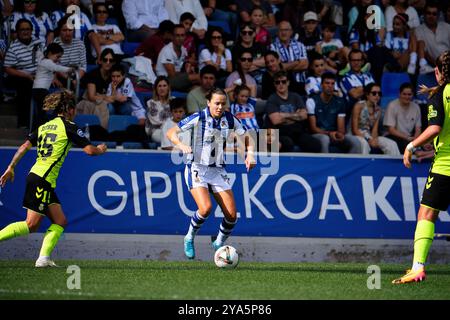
(199, 26, 232, 87)
(385, 0, 420, 33)
(261, 50, 299, 99)
(250, 6, 271, 47)
(231, 22, 266, 86)
(414, 2, 450, 72)
(155, 24, 200, 92)
(297, 11, 322, 56)
(160, 97, 188, 150)
(4, 18, 44, 128)
(340, 49, 375, 117)
(306, 72, 361, 153)
(179, 12, 198, 68)
(187, 65, 228, 114)
(106, 64, 146, 125)
(201, 0, 238, 40)
(135, 20, 175, 68)
(348, 0, 386, 35)
(165, 0, 208, 40)
(225, 49, 257, 100)
(76, 48, 116, 129)
(32, 43, 73, 128)
(121, 0, 169, 42)
(306, 52, 343, 97)
(270, 20, 308, 95)
(384, 13, 418, 75)
(51, 0, 102, 60)
(315, 22, 349, 74)
(9, 0, 54, 46)
(91, 3, 125, 61)
(53, 16, 87, 89)
(352, 83, 400, 155)
(265, 70, 321, 152)
(383, 82, 422, 153)
(230, 84, 259, 132)
(145, 76, 172, 143)
(235, 0, 276, 28)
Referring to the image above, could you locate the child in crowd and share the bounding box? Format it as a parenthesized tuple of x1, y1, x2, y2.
(251, 6, 271, 47)
(305, 54, 343, 97)
(160, 97, 188, 150)
(106, 64, 146, 125)
(230, 84, 259, 132)
(315, 22, 349, 74)
(32, 43, 74, 127)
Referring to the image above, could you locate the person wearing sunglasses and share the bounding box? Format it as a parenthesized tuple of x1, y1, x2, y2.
(9, 0, 54, 46)
(383, 82, 422, 153)
(265, 70, 321, 153)
(414, 2, 450, 74)
(351, 83, 400, 155)
(91, 3, 125, 61)
(225, 49, 257, 99)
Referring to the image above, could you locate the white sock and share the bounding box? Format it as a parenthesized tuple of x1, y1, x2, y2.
(412, 261, 425, 271)
(409, 52, 417, 65)
(419, 58, 428, 67)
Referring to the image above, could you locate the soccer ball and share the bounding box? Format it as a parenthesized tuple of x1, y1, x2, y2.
(214, 245, 239, 269)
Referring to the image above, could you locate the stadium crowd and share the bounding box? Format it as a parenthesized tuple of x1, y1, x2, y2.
(1, 0, 449, 155)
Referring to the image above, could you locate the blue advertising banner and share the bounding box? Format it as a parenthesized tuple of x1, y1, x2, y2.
(1, 147, 449, 239)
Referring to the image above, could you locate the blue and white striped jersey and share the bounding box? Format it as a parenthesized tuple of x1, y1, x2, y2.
(9, 12, 53, 44)
(51, 10, 93, 40)
(178, 107, 246, 167)
(230, 97, 259, 131)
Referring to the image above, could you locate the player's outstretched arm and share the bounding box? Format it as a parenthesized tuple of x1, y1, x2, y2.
(0, 140, 32, 187)
(167, 126, 192, 154)
(403, 125, 441, 169)
(83, 144, 107, 156)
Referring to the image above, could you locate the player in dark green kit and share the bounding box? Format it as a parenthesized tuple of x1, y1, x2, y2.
(393, 51, 450, 284)
(0, 91, 107, 267)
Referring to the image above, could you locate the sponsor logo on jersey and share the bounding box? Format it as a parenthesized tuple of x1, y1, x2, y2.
(428, 105, 437, 121)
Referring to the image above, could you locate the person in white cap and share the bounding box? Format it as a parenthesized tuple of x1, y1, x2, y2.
(297, 11, 322, 56)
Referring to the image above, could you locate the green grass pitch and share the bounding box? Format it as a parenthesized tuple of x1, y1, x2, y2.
(0, 260, 449, 300)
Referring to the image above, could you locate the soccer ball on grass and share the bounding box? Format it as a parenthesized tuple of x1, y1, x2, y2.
(214, 245, 239, 269)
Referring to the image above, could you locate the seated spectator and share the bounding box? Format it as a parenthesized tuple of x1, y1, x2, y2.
(9, 0, 54, 46)
(230, 84, 259, 132)
(32, 43, 73, 128)
(383, 82, 422, 153)
(187, 65, 230, 114)
(414, 2, 450, 73)
(385, 0, 420, 33)
(306, 73, 361, 154)
(160, 97, 188, 150)
(53, 15, 87, 87)
(315, 22, 349, 74)
(52, 0, 102, 59)
(235, 0, 276, 28)
(251, 6, 271, 47)
(297, 11, 322, 56)
(165, 0, 208, 39)
(179, 12, 198, 68)
(270, 20, 308, 95)
(225, 49, 257, 99)
(155, 24, 200, 92)
(76, 48, 116, 129)
(265, 70, 321, 153)
(340, 49, 375, 117)
(145, 76, 172, 143)
(106, 64, 146, 125)
(91, 2, 125, 61)
(231, 22, 267, 86)
(261, 50, 300, 100)
(305, 52, 343, 97)
(351, 83, 400, 155)
(135, 20, 175, 68)
(4, 18, 44, 128)
(121, 0, 169, 42)
(199, 26, 232, 86)
(384, 13, 418, 75)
